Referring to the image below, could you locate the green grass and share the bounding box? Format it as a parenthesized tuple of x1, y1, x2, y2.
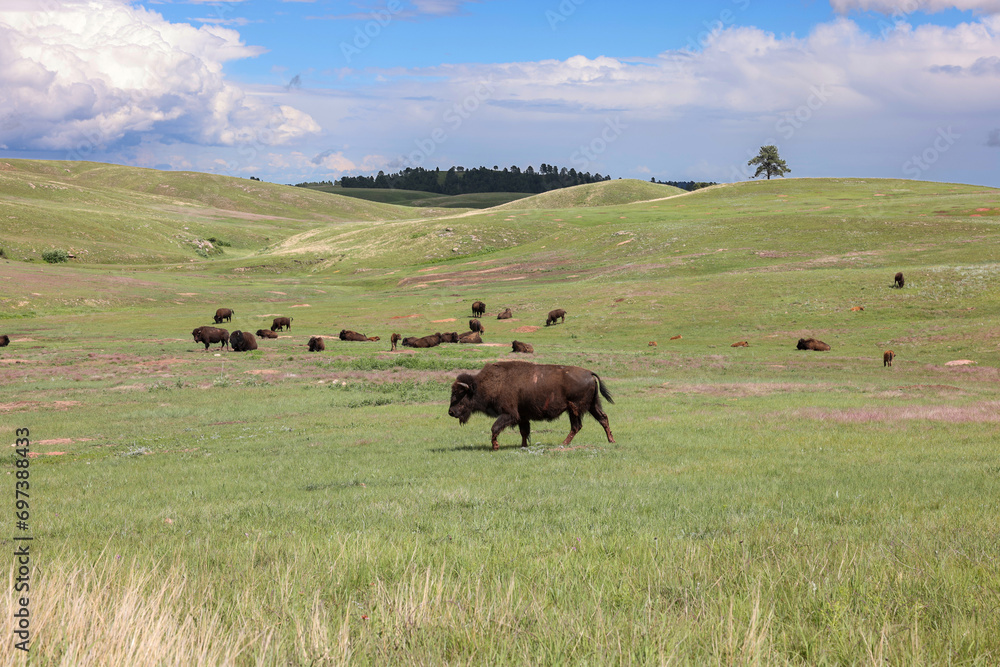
(299, 184, 535, 209)
(3, 166, 1000, 663)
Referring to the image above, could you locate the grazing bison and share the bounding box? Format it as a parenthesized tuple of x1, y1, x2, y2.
(230, 330, 258, 352)
(469, 319, 485, 334)
(472, 301, 486, 318)
(511, 340, 534, 353)
(214, 308, 234, 324)
(271, 317, 293, 331)
(403, 333, 442, 348)
(883, 350, 895, 367)
(448, 361, 615, 450)
(458, 331, 482, 344)
(0, 334, 8, 347)
(497, 308, 512, 320)
(545, 309, 566, 326)
(390, 333, 401, 351)
(894, 272, 905, 288)
(256, 329, 278, 339)
(439, 332, 461, 343)
(796, 338, 831, 351)
(731, 341, 749, 347)
(308, 336, 325, 352)
(192, 326, 229, 351)
(339, 329, 369, 342)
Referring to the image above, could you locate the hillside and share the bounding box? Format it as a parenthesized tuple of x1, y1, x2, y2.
(492, 178, 685, 210)
(0, 159, 435, 265)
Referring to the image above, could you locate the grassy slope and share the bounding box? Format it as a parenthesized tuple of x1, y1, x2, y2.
(298, 183, 535, 208)
(492, 178, 685, 209)
(4, 168, 1000, 663)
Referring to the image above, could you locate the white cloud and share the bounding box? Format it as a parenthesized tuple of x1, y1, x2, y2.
(831, 0, 1000, 13)
(0, 0, 319, 153)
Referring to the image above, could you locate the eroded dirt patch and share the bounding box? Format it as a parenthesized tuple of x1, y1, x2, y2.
(513, 326, 540, 333)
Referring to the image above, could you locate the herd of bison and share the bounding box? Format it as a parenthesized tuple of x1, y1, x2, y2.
(0, 272, 908, 449)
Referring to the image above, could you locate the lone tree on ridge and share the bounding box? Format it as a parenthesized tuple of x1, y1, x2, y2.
(747, 145, 791, 180)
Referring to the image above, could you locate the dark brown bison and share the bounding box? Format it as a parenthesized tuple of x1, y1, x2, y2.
(472, 301, 486, 318)
(308, 336, 325, 352)
(403, 333, 442, 348)
(796, 338, 831, 351)
(884, 350, 895, 367)
(448, 361, 615, 450)
(339, 329, 369, 342)
(894, 272, 905, 288)
(390, 333, 401, 351)
(271, 317, 292, 331)
(511, 340, 534, 353)
(192, 326, 229, 351)
(256, 329, 278, 339)
(731, 341, 749, 347)
(439, 332, 461, 343)
(497, 308, 512, 320)
(230, 330, 258, 352)
(0, 334, 8, 347)
(458, 331, 482, 344)
(469, 319, 485, 334)
(545, 309, 566, 326)
(214, 308, 234, 324)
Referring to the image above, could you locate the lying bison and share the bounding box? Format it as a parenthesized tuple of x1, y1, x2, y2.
(439, 332, 461, 343)
(448, 361, 615, 450)
(458, 331, 482, 344)
(403, 333, 442, 348)
(894, 272, 905, 288)
(308, 336, 325, 352)
(0, 334, 8, 347)
(472, 301, 486, 318)
(883, 350, 895, 367)
(256, 329, 278, 339)
(731, 341, 749, 348)
(546, 309, 566, 326)
(230, 330, 258, 352)
(214, 308, 234, 324)
(469, 319, 485, 334)
(497, 308, 512, 320)
(390, 333, 401, 351)
(271, 317, 293, 332)
(511, 340, 533, 353)
(192, 326, 229, 351)
(340, 329, 369, 342)
(796, 338, 831, 351)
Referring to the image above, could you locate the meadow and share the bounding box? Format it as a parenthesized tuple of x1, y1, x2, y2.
(2, 161, 1000, 664)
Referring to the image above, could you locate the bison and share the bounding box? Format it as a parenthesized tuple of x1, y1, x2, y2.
(448, 361, 615, 450)
(390, 333, 401, 351)
(511, 340, 534, 353)
(545, 309, 566, 326)
(271, 316, 293, 331)
(469, 319, 485, 334)
(731, 341, 749, 347)
(850, 306, 865, 312)
(472, 301, 486, 318)
(894, 272, 905, 288)
(884, 350, 895, 367)
(796, 338, 831, 351)
(230, 330, 258, 352)
(256, 329, 278, 339)
(458, 331, 482, 344)
(402, 333, 442, 348)
(214, 308, 234, 324)
(192, 326, 229, 351)
(439, 332, 461, 343)
(497, 308, 512, 320)
(339, 329, 369, 342)
(367, 335, 381, 342)
(308, 336, 325, 352)
(0, 334, 8, 347)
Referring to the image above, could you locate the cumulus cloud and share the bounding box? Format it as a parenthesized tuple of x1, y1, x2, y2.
(831, 0, 1000, 14)
(0, 0, 319, 153)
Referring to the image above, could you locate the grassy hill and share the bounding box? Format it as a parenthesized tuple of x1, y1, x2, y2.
(298, 183, 535, 208)
(492, 178, 685, 209)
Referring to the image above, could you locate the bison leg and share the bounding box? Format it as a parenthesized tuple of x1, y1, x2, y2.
(490, 414, 519, 451)
(589, 405, 615, 444)
(518, 420, 531, 447)
(562, 408, 584, 446)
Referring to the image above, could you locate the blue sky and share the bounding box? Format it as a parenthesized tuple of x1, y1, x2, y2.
(1, 0, 998, 186)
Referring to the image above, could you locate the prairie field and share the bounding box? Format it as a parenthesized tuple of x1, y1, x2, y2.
(2, 161, 1000, 664)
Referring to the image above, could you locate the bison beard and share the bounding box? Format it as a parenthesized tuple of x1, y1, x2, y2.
(448, 361, 615, 450)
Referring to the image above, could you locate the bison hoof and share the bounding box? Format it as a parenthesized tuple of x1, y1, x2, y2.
(492, 442, 500, 451)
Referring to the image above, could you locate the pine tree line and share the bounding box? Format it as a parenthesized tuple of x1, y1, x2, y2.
(312, 165, 612, 194)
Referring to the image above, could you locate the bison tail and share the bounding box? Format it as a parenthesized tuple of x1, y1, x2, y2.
(595, 374, 614, 404)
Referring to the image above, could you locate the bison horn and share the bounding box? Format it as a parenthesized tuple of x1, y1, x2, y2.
(456, 382, 470, 391)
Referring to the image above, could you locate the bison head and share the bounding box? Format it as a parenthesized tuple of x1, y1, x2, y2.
(447, 373, 477, 423)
